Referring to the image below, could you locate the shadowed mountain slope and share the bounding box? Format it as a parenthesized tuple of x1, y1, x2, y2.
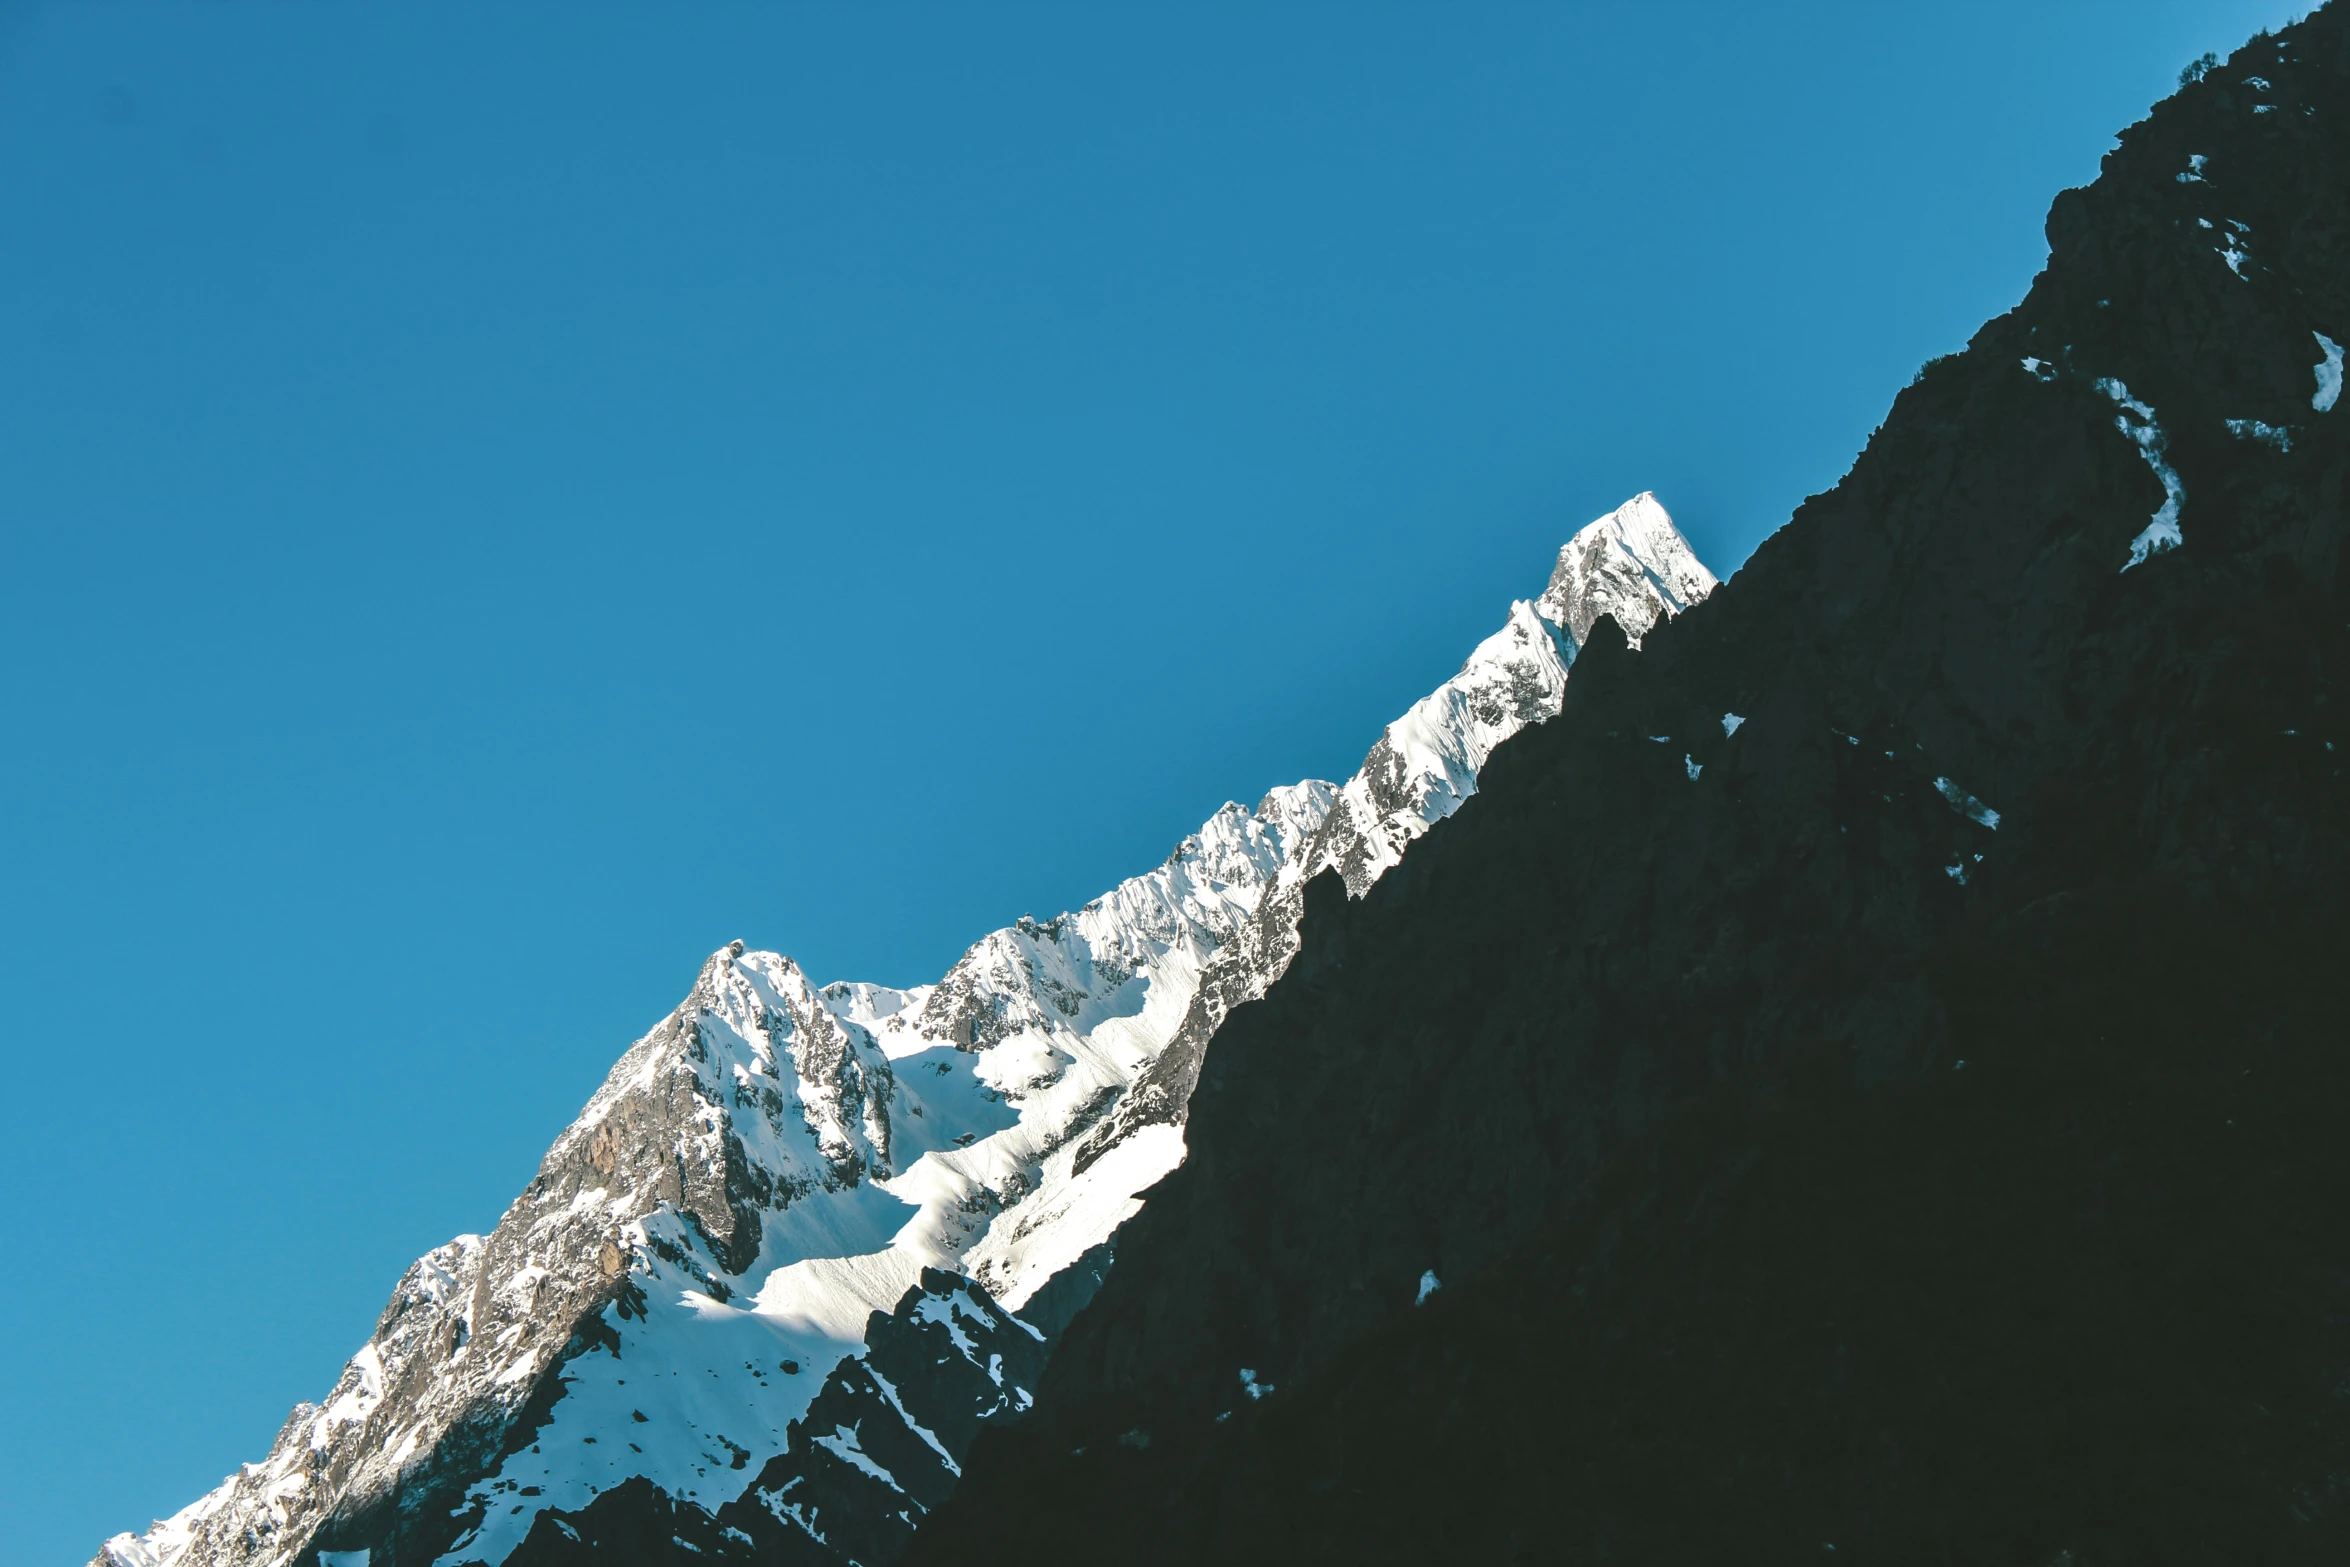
(913, 12, 2350, 1565)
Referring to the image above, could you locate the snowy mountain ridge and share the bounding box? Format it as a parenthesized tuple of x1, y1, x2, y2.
(97, 494, 1715, 1567)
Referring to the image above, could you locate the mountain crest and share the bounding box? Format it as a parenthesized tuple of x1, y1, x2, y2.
(97, 497, 1716, 1567)
(1538, 490, 1718, 648)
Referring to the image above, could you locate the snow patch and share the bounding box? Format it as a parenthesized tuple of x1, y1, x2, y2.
(2315, 333, 2343, 413)
(1933, 778, 2001, 831)
(864, 1365, 961, 1477)
(1415, 1270, 1441, 1306)
(812, 1424, 901, 1491)
(2211, 221, 2251, 277)
(2096, 378, 2184, 569)
(960, 1122, 1187, 1313)
(2226, 418, 2293, 451)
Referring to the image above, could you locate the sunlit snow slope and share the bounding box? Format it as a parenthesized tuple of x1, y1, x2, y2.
(95, 495, 1714, 1567)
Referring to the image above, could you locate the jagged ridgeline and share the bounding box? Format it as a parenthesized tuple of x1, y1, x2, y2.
(96, 499, 1716, 1567)
(910, 11, 2350, 1567)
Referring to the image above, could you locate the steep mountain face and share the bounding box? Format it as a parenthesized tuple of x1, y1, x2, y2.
(95, 500, 1714, 1567)
(914, 14, 2350, 1566)
(1074, 493, 1713, 1169)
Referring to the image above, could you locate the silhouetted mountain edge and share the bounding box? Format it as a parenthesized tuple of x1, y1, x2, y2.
(914, 9, 2350, 1563)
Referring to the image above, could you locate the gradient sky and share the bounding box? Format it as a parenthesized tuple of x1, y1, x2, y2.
(0, 3, 2302, 1561)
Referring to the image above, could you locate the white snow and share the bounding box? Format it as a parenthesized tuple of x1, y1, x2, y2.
(2096, 378, 2185, 569)
(312, 1344, 387, 1447)
(431, 1192, 929, 1567)
(1721, 713, 1744, 736)
(1415, 1270, 1441, 1306)
(1539, 491, 1717, 651)
(863, 1365, 961, 1476)
(319, 1554, 370, 1567)
(1238, 1368, 1273, 1401)
(2226, 418, 2293, 451)
(757, 1478, 828, 1546)
(2315, 333, 2343, 412)
(2177, 153, 2208, 183)
(1933, 778, 2001, 831)
(956, 1119, 1186, 1314)
(1305, 580, 1592, 893)
(2021, 356, 2056, 382)
(2197, 217, 2251, 276)
(1684, 755, 1702, 781)
(909, 1284, 1004, 1360)
(812, 1425, 901, 1491)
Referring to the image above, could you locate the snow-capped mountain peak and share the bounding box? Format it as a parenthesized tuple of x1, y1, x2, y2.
(97, 496, 1715, 1567)
(1539, 490, 1718, 648)
(1304, 491, 1715, 895)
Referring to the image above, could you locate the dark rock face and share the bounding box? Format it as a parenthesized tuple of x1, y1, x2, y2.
(709, 1270, 1051, 1566)
(499, 1478, 719, 1567)
(471, 1269, 1056, 1567)
(913, 13, 2350, 1565)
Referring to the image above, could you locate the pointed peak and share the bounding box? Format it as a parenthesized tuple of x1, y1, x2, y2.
(1538, 493, 1718, 649)
(1255, 778, 1337, 824)
(684, 943, 822, 1020)
(688, 941, 742, 993)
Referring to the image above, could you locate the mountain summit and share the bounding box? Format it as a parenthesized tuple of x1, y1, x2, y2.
(97, 497, 1714, 1567)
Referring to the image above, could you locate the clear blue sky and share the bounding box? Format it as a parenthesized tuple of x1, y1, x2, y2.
(0, 3, 2298, 1561)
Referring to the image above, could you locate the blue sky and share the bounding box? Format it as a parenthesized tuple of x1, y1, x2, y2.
(0, 2, 2299, 1561)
